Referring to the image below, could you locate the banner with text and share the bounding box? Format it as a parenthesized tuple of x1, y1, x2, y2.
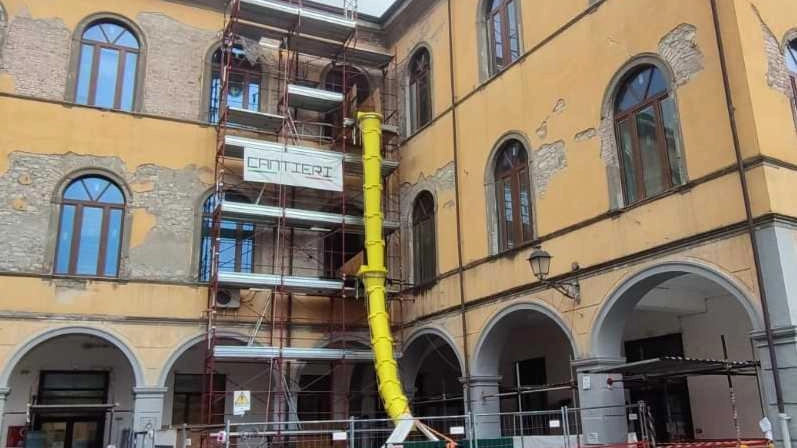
(244, 146, 343, 192)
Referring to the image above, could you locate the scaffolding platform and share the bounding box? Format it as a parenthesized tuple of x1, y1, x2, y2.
(237, 0, 355, 42)
(221, 201, 401, 232)
(228, 107, 285, 132)
(287, 84, 344, 112)
(218, 271, 344, 292)
(213, 345, 387, 361)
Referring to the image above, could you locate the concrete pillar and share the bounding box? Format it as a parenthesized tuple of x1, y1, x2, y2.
(0, 388, 9, 448)
(133, 387, 168, 432)
(573, 359, 628, 445)
(755, 223, 797, 447)
(462, 375, 502, 439)
(753, 328, 797, 446)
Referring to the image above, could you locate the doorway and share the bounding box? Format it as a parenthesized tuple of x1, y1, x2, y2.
(35, 417, 104, 448)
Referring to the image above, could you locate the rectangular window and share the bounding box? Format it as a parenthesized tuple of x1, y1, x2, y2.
(617, 119, 638, 204)
(120, 53, 138, 112)
(172, 374, 226, 425)
(660, 97, 685, 186)
(39, 371, 108, 405)
(55, 205, 77, 274)
(507, 1, 520, 61)
(104, 209, 123, 276)
(492, 14, 504, 70)
(76, 45, 94, 105)
(95, 48, 120, 108)
(75, 206, 104, 276)
(636, 105, 666, 197)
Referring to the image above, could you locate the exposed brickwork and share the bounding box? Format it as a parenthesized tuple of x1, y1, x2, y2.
(0, 3, 7, 55)
(0, 152, 212, 281)
(138, 12, 217, 121)
(0, 10, 70, 100)
(658, 24, 703, 87)
(533, 140, 567, 198)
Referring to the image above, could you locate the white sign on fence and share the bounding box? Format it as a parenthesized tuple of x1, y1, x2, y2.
(449, 426, 465, 435)
(233, 390, 251, 416)
(549, 420, 561, 429)
(332, 432, 348, 441)
(244, 146, 343, 192)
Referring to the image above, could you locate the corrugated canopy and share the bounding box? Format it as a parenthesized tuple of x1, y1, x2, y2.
(589, 356, 759, 379)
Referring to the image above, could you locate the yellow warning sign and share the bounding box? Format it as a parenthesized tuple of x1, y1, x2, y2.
(233, 390, 251, 416)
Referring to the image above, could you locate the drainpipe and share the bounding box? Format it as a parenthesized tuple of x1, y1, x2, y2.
(446, 0, 473, 402)
(709, 1, 791, 445)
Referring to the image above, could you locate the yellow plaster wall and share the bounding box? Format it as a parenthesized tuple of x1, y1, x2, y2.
(0, 97, 216, 172)
(1, 0, 222, 37)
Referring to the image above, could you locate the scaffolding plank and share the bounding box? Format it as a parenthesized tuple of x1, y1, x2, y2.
(220, 201, 401, 231)
(287, 84, 344, 112)
(235, 21, 393, 68)
(218, 271, 343, 291)
(214, 345, 380, 361)
(238, 0, 355, 42)
(224, 135, 398, 176)
(227, 107, 284, 132)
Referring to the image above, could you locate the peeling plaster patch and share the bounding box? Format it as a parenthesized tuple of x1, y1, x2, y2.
(0, 11, 70, 99)
(138, 12, 217, 120)
(533, 140, 567, 198)
(752, 6, 793, 99)
(443, 200, 455, 209)
(399, 162, 455, 221)
(0, 152, 211, 280)
(535, 121, 548, 139)
(574, 128, 597, 142)
(553, 98, 567, 114)
(658, 23, 704, 86)
(240, 35, 279, 66)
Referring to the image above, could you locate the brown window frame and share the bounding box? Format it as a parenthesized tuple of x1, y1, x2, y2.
(614, 65, 683, 204)
(199, 193, 256, 281)
(76, 21, 140, 110)
(787, 39, 797, 110)
(412, 191, 436, 285)
(209, 46, 263, 122)
(409, 48, 432, 132)
(54, 176, 125, 278)
(494, 140, 532, 251)
(486, 0, 521, 74)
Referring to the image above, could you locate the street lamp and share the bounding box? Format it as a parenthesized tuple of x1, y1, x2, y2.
(528, 246, 581, 302)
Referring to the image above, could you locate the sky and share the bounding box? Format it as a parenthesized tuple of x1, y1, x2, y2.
(313, 0, 398, 17)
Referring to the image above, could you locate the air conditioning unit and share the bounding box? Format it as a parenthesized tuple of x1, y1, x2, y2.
(215, 289, 241, 309)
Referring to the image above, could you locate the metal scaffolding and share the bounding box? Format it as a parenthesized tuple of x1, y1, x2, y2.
(202, 0, 401, 437)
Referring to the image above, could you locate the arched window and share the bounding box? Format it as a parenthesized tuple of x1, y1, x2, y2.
(75, 21, 140, 111)
(494, 140, 532, 250)
(408, 48, 432, 132)
(412, 191, 436, 285)
(54, 175, 125, 277)
(209, 45, 262, 122)
(198, 193, 255, 281)
(486, 0, 521, 75)
(787, 38, 797, 100)
(614, 64, 685, 204)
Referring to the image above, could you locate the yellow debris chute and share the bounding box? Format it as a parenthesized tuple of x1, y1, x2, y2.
(356, 112, 411, 421)
(357, 113, 446, 444)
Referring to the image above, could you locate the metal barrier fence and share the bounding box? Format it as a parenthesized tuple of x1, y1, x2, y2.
(186, 404, 654, 448)
(473, 403, 651, 448)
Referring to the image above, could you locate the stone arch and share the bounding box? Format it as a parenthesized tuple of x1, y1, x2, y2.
(52, 167, 133, 204)
(589, 259, 764, 360)
(157, 331, 250, 388)
(599, 53, 688, 210)
(472, 300, 577, 376)
(65, 12, 148, 110)
(402, 325, 465, 382)
(0, 325, 146, 388)
(483, 131, 536, 255)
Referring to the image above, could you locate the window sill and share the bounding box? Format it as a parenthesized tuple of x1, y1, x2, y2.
(612, 181, 693, 216)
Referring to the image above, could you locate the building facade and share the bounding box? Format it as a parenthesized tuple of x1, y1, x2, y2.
(1, 0, 797, 447)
